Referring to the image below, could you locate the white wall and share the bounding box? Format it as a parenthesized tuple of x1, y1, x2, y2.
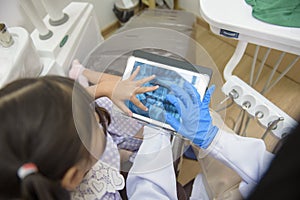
(85, 0, 117, 30)
(0, 0, 117, 33)
(177, 0, 200, 17)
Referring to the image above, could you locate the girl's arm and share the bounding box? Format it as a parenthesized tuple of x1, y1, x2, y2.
(86, 67, 158, 116)
(69, 60, 158, 116)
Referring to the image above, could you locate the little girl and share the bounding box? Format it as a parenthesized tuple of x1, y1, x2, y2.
(0, 76, 107, 199)
(0, 66, 157, 199)
(69, 60, 155, 157)
(69, 60, 158, 199)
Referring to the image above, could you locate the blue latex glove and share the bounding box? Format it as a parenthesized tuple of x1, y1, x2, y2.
(165, 82, 218, 149)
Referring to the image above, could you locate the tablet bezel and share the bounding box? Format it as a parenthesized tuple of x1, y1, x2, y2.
(122, 51, 213, 131)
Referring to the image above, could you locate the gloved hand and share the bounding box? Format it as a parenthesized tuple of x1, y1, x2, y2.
(165, 82, 218, 149)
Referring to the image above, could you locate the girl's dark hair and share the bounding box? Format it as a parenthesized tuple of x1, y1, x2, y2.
(0, 76, 109, 199)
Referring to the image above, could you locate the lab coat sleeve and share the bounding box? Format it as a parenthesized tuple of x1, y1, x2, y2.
(126, 126, 178, 200)
(206, 129, 274, 198)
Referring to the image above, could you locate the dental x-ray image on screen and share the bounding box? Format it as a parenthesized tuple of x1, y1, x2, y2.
(127, 62, 192, 122)
(123, 51, 212, 130)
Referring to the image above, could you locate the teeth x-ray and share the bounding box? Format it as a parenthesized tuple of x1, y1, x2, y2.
(126, 61, 198, 123)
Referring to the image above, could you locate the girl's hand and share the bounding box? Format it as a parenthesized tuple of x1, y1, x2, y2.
(111, 66, 159, 116)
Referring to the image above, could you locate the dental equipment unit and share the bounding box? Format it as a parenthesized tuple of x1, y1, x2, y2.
(0, 1, 103, 88)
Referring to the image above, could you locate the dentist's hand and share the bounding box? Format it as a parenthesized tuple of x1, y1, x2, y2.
(165, 82, 218, 149)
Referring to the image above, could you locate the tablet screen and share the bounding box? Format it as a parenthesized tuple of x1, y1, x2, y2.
(125, 59, 210, 123)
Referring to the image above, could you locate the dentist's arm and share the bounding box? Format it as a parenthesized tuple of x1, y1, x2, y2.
(165, 82, 274, 198)
(126, 126, 178, 200)
(207, 129, 274, 198)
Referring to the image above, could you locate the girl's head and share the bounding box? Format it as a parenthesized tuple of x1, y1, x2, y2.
(0, 76, 108, 199)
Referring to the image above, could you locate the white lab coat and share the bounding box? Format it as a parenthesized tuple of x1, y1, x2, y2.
(126, 126, 178, 199)
(127, 127, 274, 199)
(190, 129, 274, 199)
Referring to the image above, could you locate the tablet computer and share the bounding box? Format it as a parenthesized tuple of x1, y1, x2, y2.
(122, 50, 213, 131)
